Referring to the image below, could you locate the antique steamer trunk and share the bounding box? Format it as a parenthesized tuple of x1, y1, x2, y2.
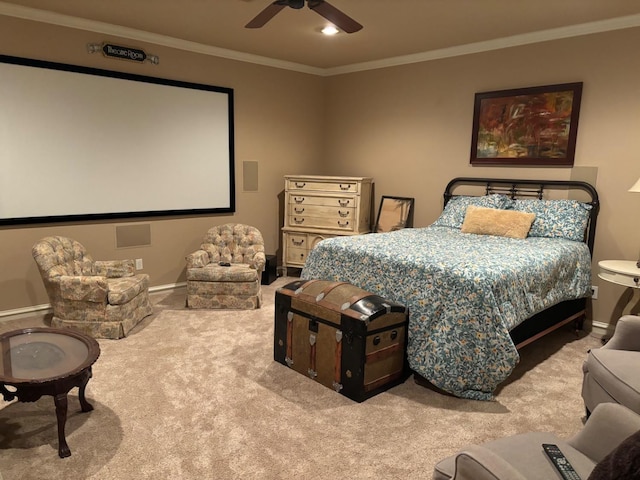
(274, 279, 409, 402)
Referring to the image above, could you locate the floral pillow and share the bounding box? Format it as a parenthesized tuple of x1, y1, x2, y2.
(432, 194, 513, 229)
(510, 199, 592, 241)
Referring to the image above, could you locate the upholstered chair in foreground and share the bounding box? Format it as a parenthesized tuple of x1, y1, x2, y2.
(432, 402, 640, 480)
(32, 236, 153, 339)
(185, 223, 265, 309)
(582, 315, 640, 417)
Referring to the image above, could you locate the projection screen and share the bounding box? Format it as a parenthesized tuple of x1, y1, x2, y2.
(0, 55, 235, 225)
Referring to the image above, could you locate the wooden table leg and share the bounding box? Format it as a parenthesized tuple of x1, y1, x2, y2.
(78, 368, 94, 413)
(54, 392, 71, 458)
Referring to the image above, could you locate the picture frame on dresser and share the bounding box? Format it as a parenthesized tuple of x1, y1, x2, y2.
(374, 196, 414, 233)
(470, 82, 583, 167)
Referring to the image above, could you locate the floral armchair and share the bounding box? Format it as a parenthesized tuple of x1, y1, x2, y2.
(32, 236, 153, 339)
(185, 224, 266, 309)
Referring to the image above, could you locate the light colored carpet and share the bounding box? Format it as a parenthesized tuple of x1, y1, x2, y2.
(0, 277, 601, 480)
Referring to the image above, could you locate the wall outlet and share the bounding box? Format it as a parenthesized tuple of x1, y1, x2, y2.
(591, 285, 598, 300)
(135, 258, 143, 270)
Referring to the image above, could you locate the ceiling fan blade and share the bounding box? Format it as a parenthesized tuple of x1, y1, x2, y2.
(309, 1, 363, 33)
(245, 2, 287, 29)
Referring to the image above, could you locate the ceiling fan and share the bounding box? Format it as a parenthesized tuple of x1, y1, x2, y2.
(245, 0, 363, 34)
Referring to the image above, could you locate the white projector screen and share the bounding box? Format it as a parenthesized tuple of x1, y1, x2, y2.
(0, 55, 235, 225)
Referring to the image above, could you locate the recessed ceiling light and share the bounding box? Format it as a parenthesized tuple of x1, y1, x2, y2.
(321, 25, 339, 36)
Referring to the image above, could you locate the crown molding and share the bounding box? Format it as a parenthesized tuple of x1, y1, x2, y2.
(0, 2, 324, 75)
(324, 13, 640, 76)
(1, 2, 640, 77)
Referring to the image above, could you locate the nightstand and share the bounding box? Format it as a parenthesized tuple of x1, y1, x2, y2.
(598, 260, 640, 316)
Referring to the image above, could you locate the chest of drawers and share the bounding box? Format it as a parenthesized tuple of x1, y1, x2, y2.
(282, 175, 373, 270)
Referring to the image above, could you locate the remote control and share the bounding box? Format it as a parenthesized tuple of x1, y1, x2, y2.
(542, 444, 582, 480)
(218, 261, 231, 267)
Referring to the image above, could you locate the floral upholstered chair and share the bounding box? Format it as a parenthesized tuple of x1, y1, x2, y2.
(185, 224, 266, 309)
(32, 236, 153, 339)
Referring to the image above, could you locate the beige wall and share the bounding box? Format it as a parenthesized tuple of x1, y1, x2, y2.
(323, 27, 640, 328)
(0, 16, 324, 312)
(2, 15, 639, 331)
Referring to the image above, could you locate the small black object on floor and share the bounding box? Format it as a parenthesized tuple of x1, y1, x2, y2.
(261, 254, 277, 285)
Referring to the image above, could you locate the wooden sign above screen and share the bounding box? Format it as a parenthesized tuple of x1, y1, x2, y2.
(0, 55, 235, 225)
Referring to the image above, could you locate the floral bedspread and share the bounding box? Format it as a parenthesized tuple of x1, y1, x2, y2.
(301, 226, 592, 400)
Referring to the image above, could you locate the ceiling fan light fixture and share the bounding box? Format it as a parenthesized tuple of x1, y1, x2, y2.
(321, 25, 339, 35)
(246, 0, 363, 34)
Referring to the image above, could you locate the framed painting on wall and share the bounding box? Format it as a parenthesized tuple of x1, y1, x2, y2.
(374, 196, 414, 233)
(470, 82, 583, 167)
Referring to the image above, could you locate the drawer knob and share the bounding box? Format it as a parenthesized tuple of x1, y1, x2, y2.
(338, 210, 349, 217)
(373, 336, 381, 346)
(294, 207, 305, 214)
(292, 239, 304, 246)
(338, 199, 350, 207)
(339, 184, 351, 191)
(295, 182, 306, 188)
(337, 220, 350, 228)
(294, 217, 305, 224)
(391, 330, 398, 340)
(294, 197, 305, 203)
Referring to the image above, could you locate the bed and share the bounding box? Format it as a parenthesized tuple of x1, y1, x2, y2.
(300, 177, 599, 400)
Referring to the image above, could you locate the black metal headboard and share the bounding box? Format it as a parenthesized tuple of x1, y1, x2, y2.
(443, 177, 600, 256)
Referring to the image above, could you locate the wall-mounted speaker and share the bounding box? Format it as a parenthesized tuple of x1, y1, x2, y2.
(243, 161, 259, 192)
(116, 224, 151, 248)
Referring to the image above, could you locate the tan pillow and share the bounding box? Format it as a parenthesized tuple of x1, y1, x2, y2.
(461, 205, 535, 239)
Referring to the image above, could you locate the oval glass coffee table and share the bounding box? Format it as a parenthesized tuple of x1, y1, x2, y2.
(0, 327, 100, 458)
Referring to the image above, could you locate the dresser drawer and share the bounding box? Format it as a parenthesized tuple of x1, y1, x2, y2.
(288, 215, 355, 231)
(289, 204, 355, 219)
(284, 233, 307, 266)
(283, 232, 337, 267)
(285, 246, 307, 265)
(286, 233, 307, 248)
(289, 195, 357, 208)
(286, 179, 360, 194)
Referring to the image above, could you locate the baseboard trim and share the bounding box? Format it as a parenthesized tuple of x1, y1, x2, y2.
(0, 282, 187, 322)
(0, 303, 51, 320)
(590, 320, 614, 339)
(151, 282, 187, 293)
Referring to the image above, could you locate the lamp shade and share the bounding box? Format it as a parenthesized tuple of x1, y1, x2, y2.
(630, 177, 640, 193)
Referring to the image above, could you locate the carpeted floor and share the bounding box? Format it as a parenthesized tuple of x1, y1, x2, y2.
(0, 277, 601, 480)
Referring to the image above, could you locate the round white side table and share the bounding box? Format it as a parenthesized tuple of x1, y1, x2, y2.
(598, 260, 640, 316)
